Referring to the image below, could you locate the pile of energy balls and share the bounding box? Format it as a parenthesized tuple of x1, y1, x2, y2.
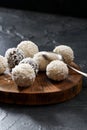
(0, 40, 74, 88)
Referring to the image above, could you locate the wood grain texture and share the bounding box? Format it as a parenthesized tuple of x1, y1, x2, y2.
(0, 63, 82, 105)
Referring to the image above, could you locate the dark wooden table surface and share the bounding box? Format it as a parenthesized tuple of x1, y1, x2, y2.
(0, 7, 87, 130)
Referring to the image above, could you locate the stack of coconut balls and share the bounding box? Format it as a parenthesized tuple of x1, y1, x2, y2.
(0, 40, 74, 88)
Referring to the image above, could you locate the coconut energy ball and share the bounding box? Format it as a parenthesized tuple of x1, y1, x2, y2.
(33, 51, 50, 71)
(12, 64, 36, 87)
(19, 57, 39, 75)
(33, 51, 63, 71)
(17, 40, 39, 58)
(53, 45, 74, 64)
(0, 55, 8, 74)
(5, 48, 25, 71)
(46, 60, 69, 81)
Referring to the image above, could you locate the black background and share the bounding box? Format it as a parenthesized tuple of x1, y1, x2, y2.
(0, 0, 87, 17)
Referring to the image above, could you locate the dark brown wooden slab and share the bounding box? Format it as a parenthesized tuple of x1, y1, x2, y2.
(0, 63, 82, 105)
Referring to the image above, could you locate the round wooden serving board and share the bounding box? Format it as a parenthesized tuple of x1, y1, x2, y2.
(0, 63, 82, 105)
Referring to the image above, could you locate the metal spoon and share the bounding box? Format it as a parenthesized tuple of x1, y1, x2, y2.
(58, 54, 87, 77)
(67, 65, 87, 77)
(42, 52, 87, 77)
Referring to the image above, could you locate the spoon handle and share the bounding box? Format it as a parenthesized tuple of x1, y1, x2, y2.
(68, 65, 87, 77)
